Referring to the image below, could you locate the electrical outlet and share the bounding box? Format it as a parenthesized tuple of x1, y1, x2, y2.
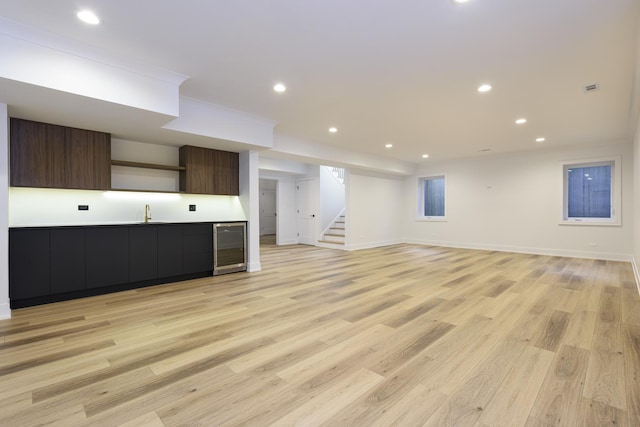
(189, 204, 196, 212)
(78, 205, 89, 211)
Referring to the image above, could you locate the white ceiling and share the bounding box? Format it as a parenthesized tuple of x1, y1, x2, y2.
(1, 0, 639, 164)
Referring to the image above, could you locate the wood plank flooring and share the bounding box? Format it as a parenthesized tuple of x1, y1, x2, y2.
(1, 239, 639, 426)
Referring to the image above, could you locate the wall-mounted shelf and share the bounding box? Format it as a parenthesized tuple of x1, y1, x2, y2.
(111, 160, 185, 171)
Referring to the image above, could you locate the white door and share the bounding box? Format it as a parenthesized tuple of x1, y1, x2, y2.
(260, 189, 277, 235)
(296, 179, 318, 245)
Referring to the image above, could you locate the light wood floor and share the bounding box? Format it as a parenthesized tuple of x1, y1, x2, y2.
(1, 241, 639, 426)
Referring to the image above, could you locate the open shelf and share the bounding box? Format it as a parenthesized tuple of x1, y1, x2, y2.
(111, 160, 185, 171)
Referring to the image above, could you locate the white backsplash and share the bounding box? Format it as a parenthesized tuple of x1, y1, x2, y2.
(9, 187, 246, 227)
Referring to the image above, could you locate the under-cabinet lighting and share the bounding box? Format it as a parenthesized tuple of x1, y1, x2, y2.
(103, 191, 182, 202)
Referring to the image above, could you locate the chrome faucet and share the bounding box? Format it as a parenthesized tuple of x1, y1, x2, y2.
(144, 204, 152, 223)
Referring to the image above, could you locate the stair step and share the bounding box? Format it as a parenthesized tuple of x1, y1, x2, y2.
(325, 233, 344, 237)
(318, 239, 345, 245)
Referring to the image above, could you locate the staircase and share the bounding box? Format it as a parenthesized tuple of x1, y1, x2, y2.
(319, 215, 345, 245)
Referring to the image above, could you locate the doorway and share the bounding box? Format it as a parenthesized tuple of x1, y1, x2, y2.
(259, 179, 277, 244)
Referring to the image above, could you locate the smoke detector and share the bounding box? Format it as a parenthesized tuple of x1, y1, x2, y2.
(584, 83, 600, 93)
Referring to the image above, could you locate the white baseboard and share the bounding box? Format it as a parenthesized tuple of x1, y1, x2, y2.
(632, 257, 640, 296)
(403, 238, 633, 262)
(0, 302, 10, 320)
(346, 239, 403, 251)
(247, 262, 261, 273)
(277, 239, 299, 246)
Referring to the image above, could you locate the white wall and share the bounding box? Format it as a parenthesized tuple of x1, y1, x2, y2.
(9, 188, 245, 226)
(259, 156, 310, 175)
(162, 97, 275, 149)
(0, 103, 9, 319)
(633, 115, 640, 284)
(346, 169, 404, 250)
(112, 139, 181, 192)
(320, 166, 345, 233)
(404, 142, 634, 261)
(0, 19, 185, 116)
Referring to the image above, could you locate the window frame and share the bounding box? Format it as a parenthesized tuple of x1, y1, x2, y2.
(417, 174, 447, 222)
(560, 156, 621, 226)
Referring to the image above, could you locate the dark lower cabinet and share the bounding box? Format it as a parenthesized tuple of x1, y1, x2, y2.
(158, 225, 183, 278)
(86, 227, 129, 289)
(9, 222, 220, 308)
(9, 228, 50, 300)
(183, 223, 213, 273)
(50, 228, 85, 294)
(129, 225, 158, 282)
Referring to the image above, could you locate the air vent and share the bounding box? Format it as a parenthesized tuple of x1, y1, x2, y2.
(584, 83, 600, 93)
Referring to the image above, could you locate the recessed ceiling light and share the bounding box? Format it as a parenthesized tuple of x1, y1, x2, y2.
(329, 127, 338, 133)
(77, 10, 100, 25)
(422, 154, 429, 159)
(515, 118, 527, 125)
(273, 83, 286, 93)
(385, 143, 393, 148)
(452, 0, 471, 3)
(536, 137, 546, 143)
(477, 84, 492, 93)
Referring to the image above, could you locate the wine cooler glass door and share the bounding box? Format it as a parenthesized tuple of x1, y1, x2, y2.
(213, 222, 246, 275)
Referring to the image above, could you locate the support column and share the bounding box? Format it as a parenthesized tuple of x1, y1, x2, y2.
(0, 103, 10, 319)
(239, 150, 261, 272)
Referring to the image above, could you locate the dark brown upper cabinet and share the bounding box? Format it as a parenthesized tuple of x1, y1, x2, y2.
(65, 127, 111, 190)
(10, 118, 111, 190)
(212, 149, 240, 195)
(179, 145, 239, 195)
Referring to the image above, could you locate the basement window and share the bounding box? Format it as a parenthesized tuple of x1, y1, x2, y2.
(418, 175, 446, 221)
(561, 157, 620, 226)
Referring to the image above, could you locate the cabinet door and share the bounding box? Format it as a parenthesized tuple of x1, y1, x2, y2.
(86, 227, 129, 288)
(179, 145, 214, 194)
(10, 118, 66, 188)
(10, 118, 111, 190)
(179, 145, 239, 195)
(183, 223, 213, 274)
(50, 228, 86, 294)
(66, 127, 111, 190)
(9, 228, 50, 300)
(158, 225, 183, 278)
(130, 225, 158, 282)
(212, 150, 239, 195)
